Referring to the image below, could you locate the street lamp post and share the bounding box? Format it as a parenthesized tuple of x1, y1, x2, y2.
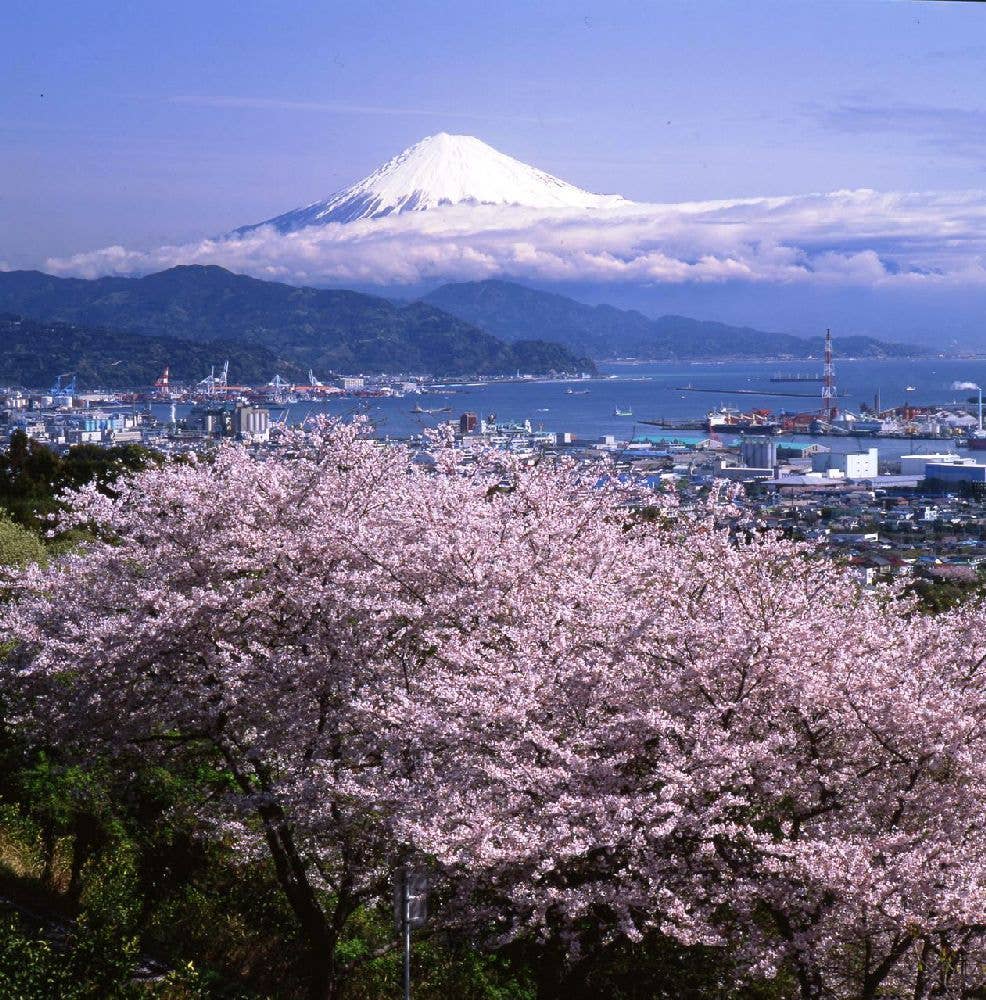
(394, 870, 428, 1000)
(402, 876, 411, 1000)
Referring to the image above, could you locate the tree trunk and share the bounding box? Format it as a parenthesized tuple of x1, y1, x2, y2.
(221, 749, 343, 1000)
(257, 809, 340, 1000)
(307, 949, 339, 1000)
(68, 814, 102, 901)
(39, 823, 57, 888)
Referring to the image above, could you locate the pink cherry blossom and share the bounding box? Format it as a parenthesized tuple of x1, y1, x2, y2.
(2, 418, 985, 999)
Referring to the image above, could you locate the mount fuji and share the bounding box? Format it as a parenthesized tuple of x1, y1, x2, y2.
(235, 132, 629, 234)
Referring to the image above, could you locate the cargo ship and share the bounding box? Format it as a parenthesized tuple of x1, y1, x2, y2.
(707, 405, 782, 435)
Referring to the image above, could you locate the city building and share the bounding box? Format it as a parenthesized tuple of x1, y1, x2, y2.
(811, 448, 878, 480)
(740, 436, 778, 471)
(233, 404, 270, 442)
(899, 453, 970, 477)
(185, 402, 271, 441)
(925, 462, 986, 485)
(188, 405, 233, 437)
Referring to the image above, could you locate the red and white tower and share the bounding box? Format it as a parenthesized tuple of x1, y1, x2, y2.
(821, 329, 837, 423)
(154, 366, 171, 398)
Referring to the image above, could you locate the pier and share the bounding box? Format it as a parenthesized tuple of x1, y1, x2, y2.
(670, 386, 849, 399)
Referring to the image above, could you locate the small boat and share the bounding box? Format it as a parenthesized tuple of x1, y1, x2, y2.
(614, 406, 633, 417)
(905, 385, 917, 392)
(565, 388, 590, 396)
(410, 403, 452, 414)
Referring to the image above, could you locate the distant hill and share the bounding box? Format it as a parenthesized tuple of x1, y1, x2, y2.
(422, 279, 926, 360)
(0, 314, 296, 389)
(0, 267, 595, 378)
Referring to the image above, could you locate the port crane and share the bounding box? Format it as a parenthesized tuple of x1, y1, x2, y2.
(198, 360, 229, 396)
(49, 373, 76, 397)
(268, 374, 294, 404)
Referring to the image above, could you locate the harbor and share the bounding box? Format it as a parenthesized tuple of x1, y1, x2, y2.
(7, 333, 986, 461)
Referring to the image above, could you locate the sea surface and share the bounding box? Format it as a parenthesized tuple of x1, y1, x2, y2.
(152, 358, 986, 460)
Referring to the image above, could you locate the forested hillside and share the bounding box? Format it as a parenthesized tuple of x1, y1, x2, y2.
(0, 268, 595, 377)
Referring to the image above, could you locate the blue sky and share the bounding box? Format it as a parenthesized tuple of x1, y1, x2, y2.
(4, 0, 986, 344)
(3, 0, 985, 265)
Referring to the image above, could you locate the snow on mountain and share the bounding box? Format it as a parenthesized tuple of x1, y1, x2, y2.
(235, 132, 629, 234)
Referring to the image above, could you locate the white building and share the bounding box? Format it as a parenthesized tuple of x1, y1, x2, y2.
(233, 404, 270, 443)
(810, 447, 878, 480)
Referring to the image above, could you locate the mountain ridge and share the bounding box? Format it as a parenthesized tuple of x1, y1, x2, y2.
(422, 279, 927, 360)
(0, 266, 595, 378)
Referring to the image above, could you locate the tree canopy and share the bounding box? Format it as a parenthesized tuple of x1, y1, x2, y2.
(2, 420, 985, 1000)
(0, 429, 159, 531)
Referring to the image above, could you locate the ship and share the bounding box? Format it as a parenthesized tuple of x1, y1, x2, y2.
(565, 388, 590, 395)
(614, 406, 633, 416)
(706, 405, 782, 435)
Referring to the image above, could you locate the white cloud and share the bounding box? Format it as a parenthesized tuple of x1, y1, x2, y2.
(45, 188, 986, 289)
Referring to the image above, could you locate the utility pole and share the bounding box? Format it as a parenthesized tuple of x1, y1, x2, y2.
(401, 873, 410, 1000)
(395, 870, 427, 1000)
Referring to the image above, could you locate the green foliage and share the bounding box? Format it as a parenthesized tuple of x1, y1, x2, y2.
(0, 912, 73, 999)
(0, 514, 46, 566)
(0, 905, 225, 1000)
(66, 849, 143, 995)
(0, 315, 294, 388)
(332, 904, 536, 1000)
(9, 754, 118, 897)
(905, 571, 986, 614)
(498, 931, 791, 1000)
(0, 430, 159, 532)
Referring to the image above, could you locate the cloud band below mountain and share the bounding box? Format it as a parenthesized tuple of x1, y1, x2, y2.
(44, 188, 986, 289)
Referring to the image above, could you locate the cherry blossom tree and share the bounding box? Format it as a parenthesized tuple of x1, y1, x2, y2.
(1, 421, 432, 998)
(379, 474, 986, 1000)
(3, 419, 986, 999)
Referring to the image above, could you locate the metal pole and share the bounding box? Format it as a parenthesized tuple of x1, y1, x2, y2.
(403, 872, 411, 1000)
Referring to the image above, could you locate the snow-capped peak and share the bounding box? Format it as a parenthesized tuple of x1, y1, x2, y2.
(236, 133, 628, 234)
